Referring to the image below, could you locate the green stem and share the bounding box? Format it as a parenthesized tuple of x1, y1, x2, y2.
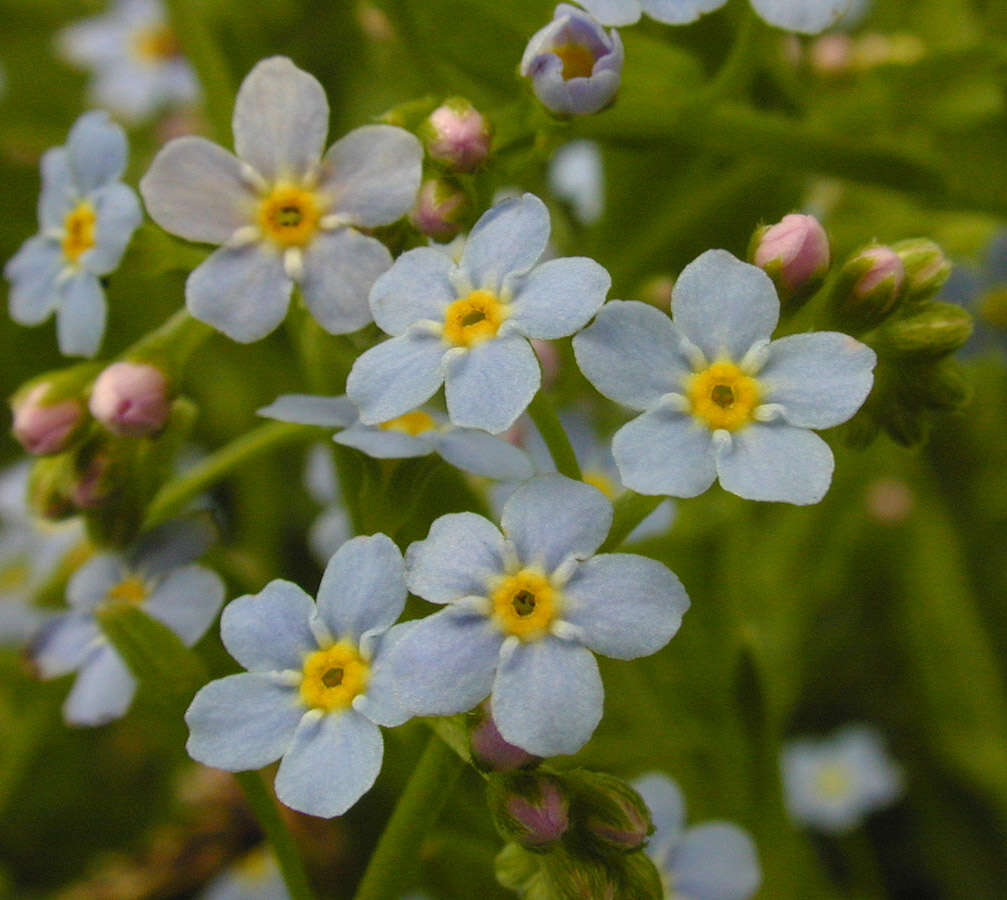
(234, 771, 316, 900)
(600, 491, 665, 552)
(143, 421, 322, 528)
(526, 392, 581, 481)
(127, 310, 214, 375)
(692, 2, 761, 107)
(353, 734, 464, 900)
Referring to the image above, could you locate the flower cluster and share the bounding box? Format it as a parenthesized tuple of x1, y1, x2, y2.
(573, 0, 852, 33)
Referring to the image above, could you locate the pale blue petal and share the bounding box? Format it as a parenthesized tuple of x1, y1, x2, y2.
(186, 243, 291, 343)
(505, 257, 610, 339)
(320, 124, 423, 227)
(836, 724, 903, 809)
(562, 553, 689, 659)
(5, 236, 64, 325)
(573, 300, 692, 411)
(632, 773, 686, 851)
(715, 423, 833, 505)
(66, 110, 128, 193)
(316, 534, 406, 643)
(64, 646, 136, 726)
(749, 0, 848, 33)
(444, 335, 540, 433)
(626, 498, 676, 542)
(32, 612, 102, 677)
(348, 330, 448, 425)
(57, 272, 106, 357)
(86, 182, 142, 275)
(501, 474, 611, 572)
(760, 333, 876, 429)
(641, 0, 728, 25)
(304, 443, 340, 503)
(670, 823, 762, 900)
(38, 148, 74, 229)
(232, 57, 328, 181)
(612, 409, 716, 498)
(434, 429, 534, 480)
(300, 229, 391, 335)
(460, 194, 550, 292)
(492, 637, 603, 757)
(145, 565, 225, 645)
(672, 250, 779, 362)
(309, 507, 352, 566)
(335, 423, 433, 458)
(549, 140, 605, 225)
(258, 394, 358, 428)
(357, 622, 418, 728)
(185, 673, 303, 770)
(0, 604, 48, 647)
(384, 608, 502, 715)
(405, 512, 506, 603)
(67, 553, 123, 609)
(131, 516, 218, 576)
(369, 246, 454, 336)
(221, 581, 317, 672)
(575, 0, 642, 25)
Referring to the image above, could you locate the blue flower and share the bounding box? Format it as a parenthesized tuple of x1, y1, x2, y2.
(520, 5, 624, 116)
(140, 57, 422, 343)
(378, 474, 689, 757)
(4, 111, 142, 357)
(185, 535, 413, 818)
(634, 772, 761, 900)
(32, 522, 224, 726)
(258, 393, 534, 481)
(348, 193, 610, 434)
(574, 249, 876, 504)
(781, 723, 903, 833)
(574, 0, 851, 33)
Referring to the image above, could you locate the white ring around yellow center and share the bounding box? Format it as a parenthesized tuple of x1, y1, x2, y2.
(490, 568, 559, 641)
(815, 762, 853, 800)
(685, 361, 761, 431)
(442, 289, 508, 347)
(299, 641, 369, 712)
(256, 183, 322, 248)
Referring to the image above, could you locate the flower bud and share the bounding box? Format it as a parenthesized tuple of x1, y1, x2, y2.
(490, 773, 570, 851)
(27, 456, 77, 520)
(11, 384, 86, 455)
(750, 213, 830, 306)
(470, 703, 541, 773)
(520, 5, 624, 116)
(567, 771, 653, 853)
(89, 362, 172, 437)
(421, 98, 492, 173)
(876, 302, 973, 360)
(831, 244, 905, 331)
(892, 238, 951, 303)
(408, 177, 468, 241)
(71, 451, 114, 509)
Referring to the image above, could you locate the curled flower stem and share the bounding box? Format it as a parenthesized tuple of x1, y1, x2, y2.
(601, 491, 665, 552)
(527, 392, 582, 481)
(234, 771, 317, 900)
(353, 734, 464, 900)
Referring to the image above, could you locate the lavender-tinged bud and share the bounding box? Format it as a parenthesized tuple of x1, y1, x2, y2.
(89, 362, 172, 437)
(892, 238, 952, 303)
(831, 244, 905, 332)
(750, 213, 830, 307)
(520, 4, 624, 117)
(490, 773, 570, 851)
(408, 177, 468, 241)
(567, 771, 653, 853)
(11, 384, 86, 455)
(470, 703, 542, 773)
(421, 98, 492, 173)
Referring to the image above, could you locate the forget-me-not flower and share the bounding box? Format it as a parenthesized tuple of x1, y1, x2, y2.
(4, 111, 142, 357)
(781, 723, 903, 833)
(32, 522, 224, 726)
(347, 193, 610, 434)
(185, 535, 414, 818)
(56, 0, 199, 122)
(378, 474, 690, 757)
(520, 5, 624, 116)
(140, 56, 422, 343)
(258, 394, 534, 481)
(574, 0, 850, 33)
(574, 249, 876, 504)
(634, 773, 761, 900)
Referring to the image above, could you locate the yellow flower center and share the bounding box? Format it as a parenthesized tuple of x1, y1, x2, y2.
(490, 569, 559, 641)
(685, 361, 761, 431)
(62, 202, 96, 264)
(583, 470, 618, 499)
(256, 184, 322, 248)
(104, 575, 148, 607)
(378, 410, 437, 436)
(442, 289, 509, 347)
(553, 42, 596, 80)
(815, 762, 852, 800)
(298, 641, 369, 712)
(131, 24, 181, 63)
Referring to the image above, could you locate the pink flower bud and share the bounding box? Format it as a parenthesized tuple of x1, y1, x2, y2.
(471, 703, 541, 773)
(11, 384, 85, 455)
(423, 99, 492, 173)
(408, 178, 468, 241)
(89, 362, 171, 437)
(854, 246, 904, 300)
(753, 213, 830, 301)
(504, 778, 570, 849)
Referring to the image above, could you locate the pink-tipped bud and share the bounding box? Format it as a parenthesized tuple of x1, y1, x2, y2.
(855, 246, 904, 299)
(11, 384, 86, 455)
(831, 244, 905, 331)
(422, 98, 493, 173)
(408, 178, 468, 241)
(490, 774, 570, 851)
(471, 704, 541, 773)
(567, 771, 653, 853)
(89, 362, 171, 437)
(752, 213, 830, 305)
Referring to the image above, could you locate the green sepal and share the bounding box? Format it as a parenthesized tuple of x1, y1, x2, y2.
(875, 301, 974, 360)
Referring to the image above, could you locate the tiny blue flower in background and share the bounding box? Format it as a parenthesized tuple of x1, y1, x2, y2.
(303, 444, 353, 566)
(348, 193, 610, 434)
(574, 0, 850, 33)
(549, 140, 605, 225)
(4, 110, 142, 357)
(379, 474, 690, 757)
(32, 521, 224, 726)
(185, 535, 413, 818)
(574, 249, 876, 505)
(201, 847, 288, 900)
(781, 723, 904, 833)
(634, 772, 761, 900)
(56, 0, 199, 123)
(941, 228, 1007, 357)
(140, 56, 422, 343)
(258, 394, 534, 481)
